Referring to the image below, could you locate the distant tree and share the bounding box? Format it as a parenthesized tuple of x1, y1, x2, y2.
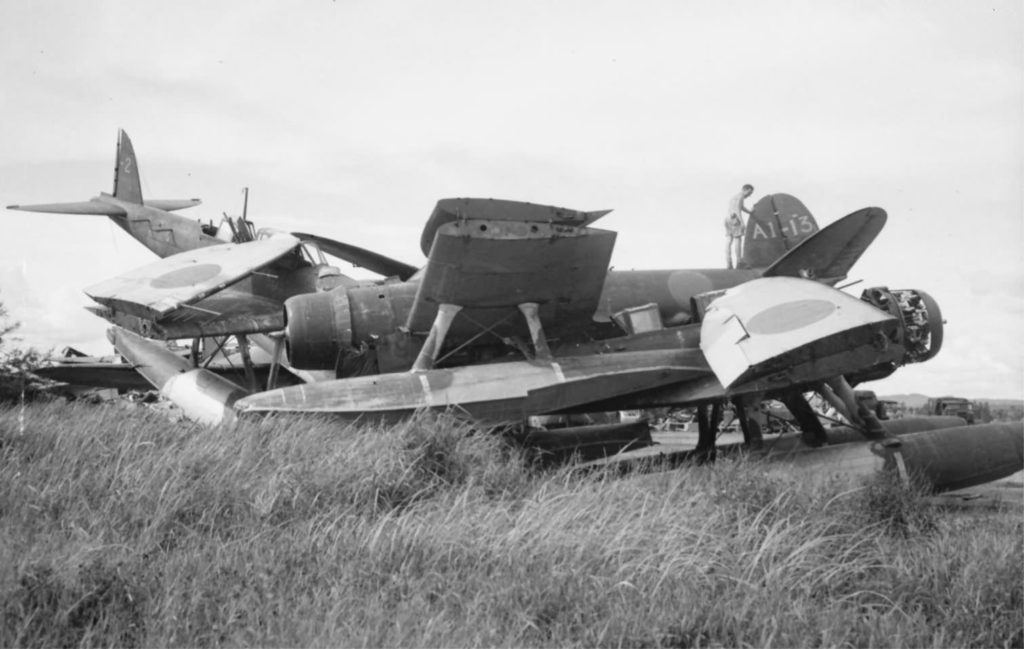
(972, 400, 992, 423)
(0, 299, 15, 345)
(0, 297, 51, 403)
(992, 405, 1024, 423)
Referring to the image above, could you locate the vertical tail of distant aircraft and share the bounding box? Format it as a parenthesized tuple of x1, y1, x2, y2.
(112, 129, 144, 204)
(741, 193, 818, 269)
(6, 129, 205, 258)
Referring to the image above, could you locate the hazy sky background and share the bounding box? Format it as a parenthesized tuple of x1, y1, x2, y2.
(0, 0, 1020, 398)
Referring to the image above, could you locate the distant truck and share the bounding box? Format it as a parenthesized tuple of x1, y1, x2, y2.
(927, 397, 976, 424)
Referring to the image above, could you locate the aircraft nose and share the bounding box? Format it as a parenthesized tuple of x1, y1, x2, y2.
(860, 287, 943, 364)
(910, 289, 943, 362)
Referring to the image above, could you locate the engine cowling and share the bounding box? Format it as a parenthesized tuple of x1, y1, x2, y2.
(284, 289, 354, 370)
(860, 287, 943, 364)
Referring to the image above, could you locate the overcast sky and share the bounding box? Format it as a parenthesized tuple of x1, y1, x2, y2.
(0, 0, 1020, 399)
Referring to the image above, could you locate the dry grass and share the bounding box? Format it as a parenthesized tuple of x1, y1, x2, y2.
(1, 401, 1021, 647)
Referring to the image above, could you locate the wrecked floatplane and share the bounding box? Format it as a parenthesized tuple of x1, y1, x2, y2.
(9, 130, 1021, 492)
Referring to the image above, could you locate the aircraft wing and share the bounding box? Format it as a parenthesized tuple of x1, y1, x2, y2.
(406, 199, 617, 333)
(85, 236, 300, 338)
(419, 198, 613, 256)
(88, 288, 287, 339)
(700, 276, 896, 388)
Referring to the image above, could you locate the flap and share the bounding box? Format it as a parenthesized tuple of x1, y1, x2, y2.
(86, 235, 300, 321)
(406, 217, 616, 332)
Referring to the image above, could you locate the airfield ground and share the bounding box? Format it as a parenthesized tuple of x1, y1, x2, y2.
(2, 402, 1021, 647)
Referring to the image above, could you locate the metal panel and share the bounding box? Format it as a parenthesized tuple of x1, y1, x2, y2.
(406, 218, 616, 332)
(85, 235, 300, 320)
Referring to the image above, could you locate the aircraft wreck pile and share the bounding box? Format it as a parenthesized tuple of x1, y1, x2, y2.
(10, 130, 1022, 493)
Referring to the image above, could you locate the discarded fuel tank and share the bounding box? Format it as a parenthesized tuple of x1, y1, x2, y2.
(764, 422, 1023, 493)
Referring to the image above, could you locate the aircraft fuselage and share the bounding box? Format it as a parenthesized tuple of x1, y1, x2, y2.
(340, 267, 760, 346)
(99, 194, 222, 258)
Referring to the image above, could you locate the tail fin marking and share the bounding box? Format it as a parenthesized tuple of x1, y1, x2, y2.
(741, 193, 818, 269)
(112, 129, 143, 204)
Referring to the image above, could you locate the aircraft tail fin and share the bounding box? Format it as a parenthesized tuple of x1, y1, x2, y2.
(7, 129, 202, 220)
(741, 193, 819, 269)
(112, 129, 143, 204)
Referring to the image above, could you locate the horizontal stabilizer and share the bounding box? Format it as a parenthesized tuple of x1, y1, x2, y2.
(7, 197, 201, 216)
(144, 198, 202, 212)
(293, 232, 419, 280)
(86, 236, 300, 321)
(6, 200, 127, 216)
(764, 207, 887, 282)
(700, 277, 894, 388)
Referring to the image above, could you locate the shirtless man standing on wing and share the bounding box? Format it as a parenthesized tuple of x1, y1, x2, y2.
(725, 184, 754, 269)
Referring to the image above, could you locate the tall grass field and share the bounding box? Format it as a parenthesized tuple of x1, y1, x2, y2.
(2, 402, 1021, 647)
